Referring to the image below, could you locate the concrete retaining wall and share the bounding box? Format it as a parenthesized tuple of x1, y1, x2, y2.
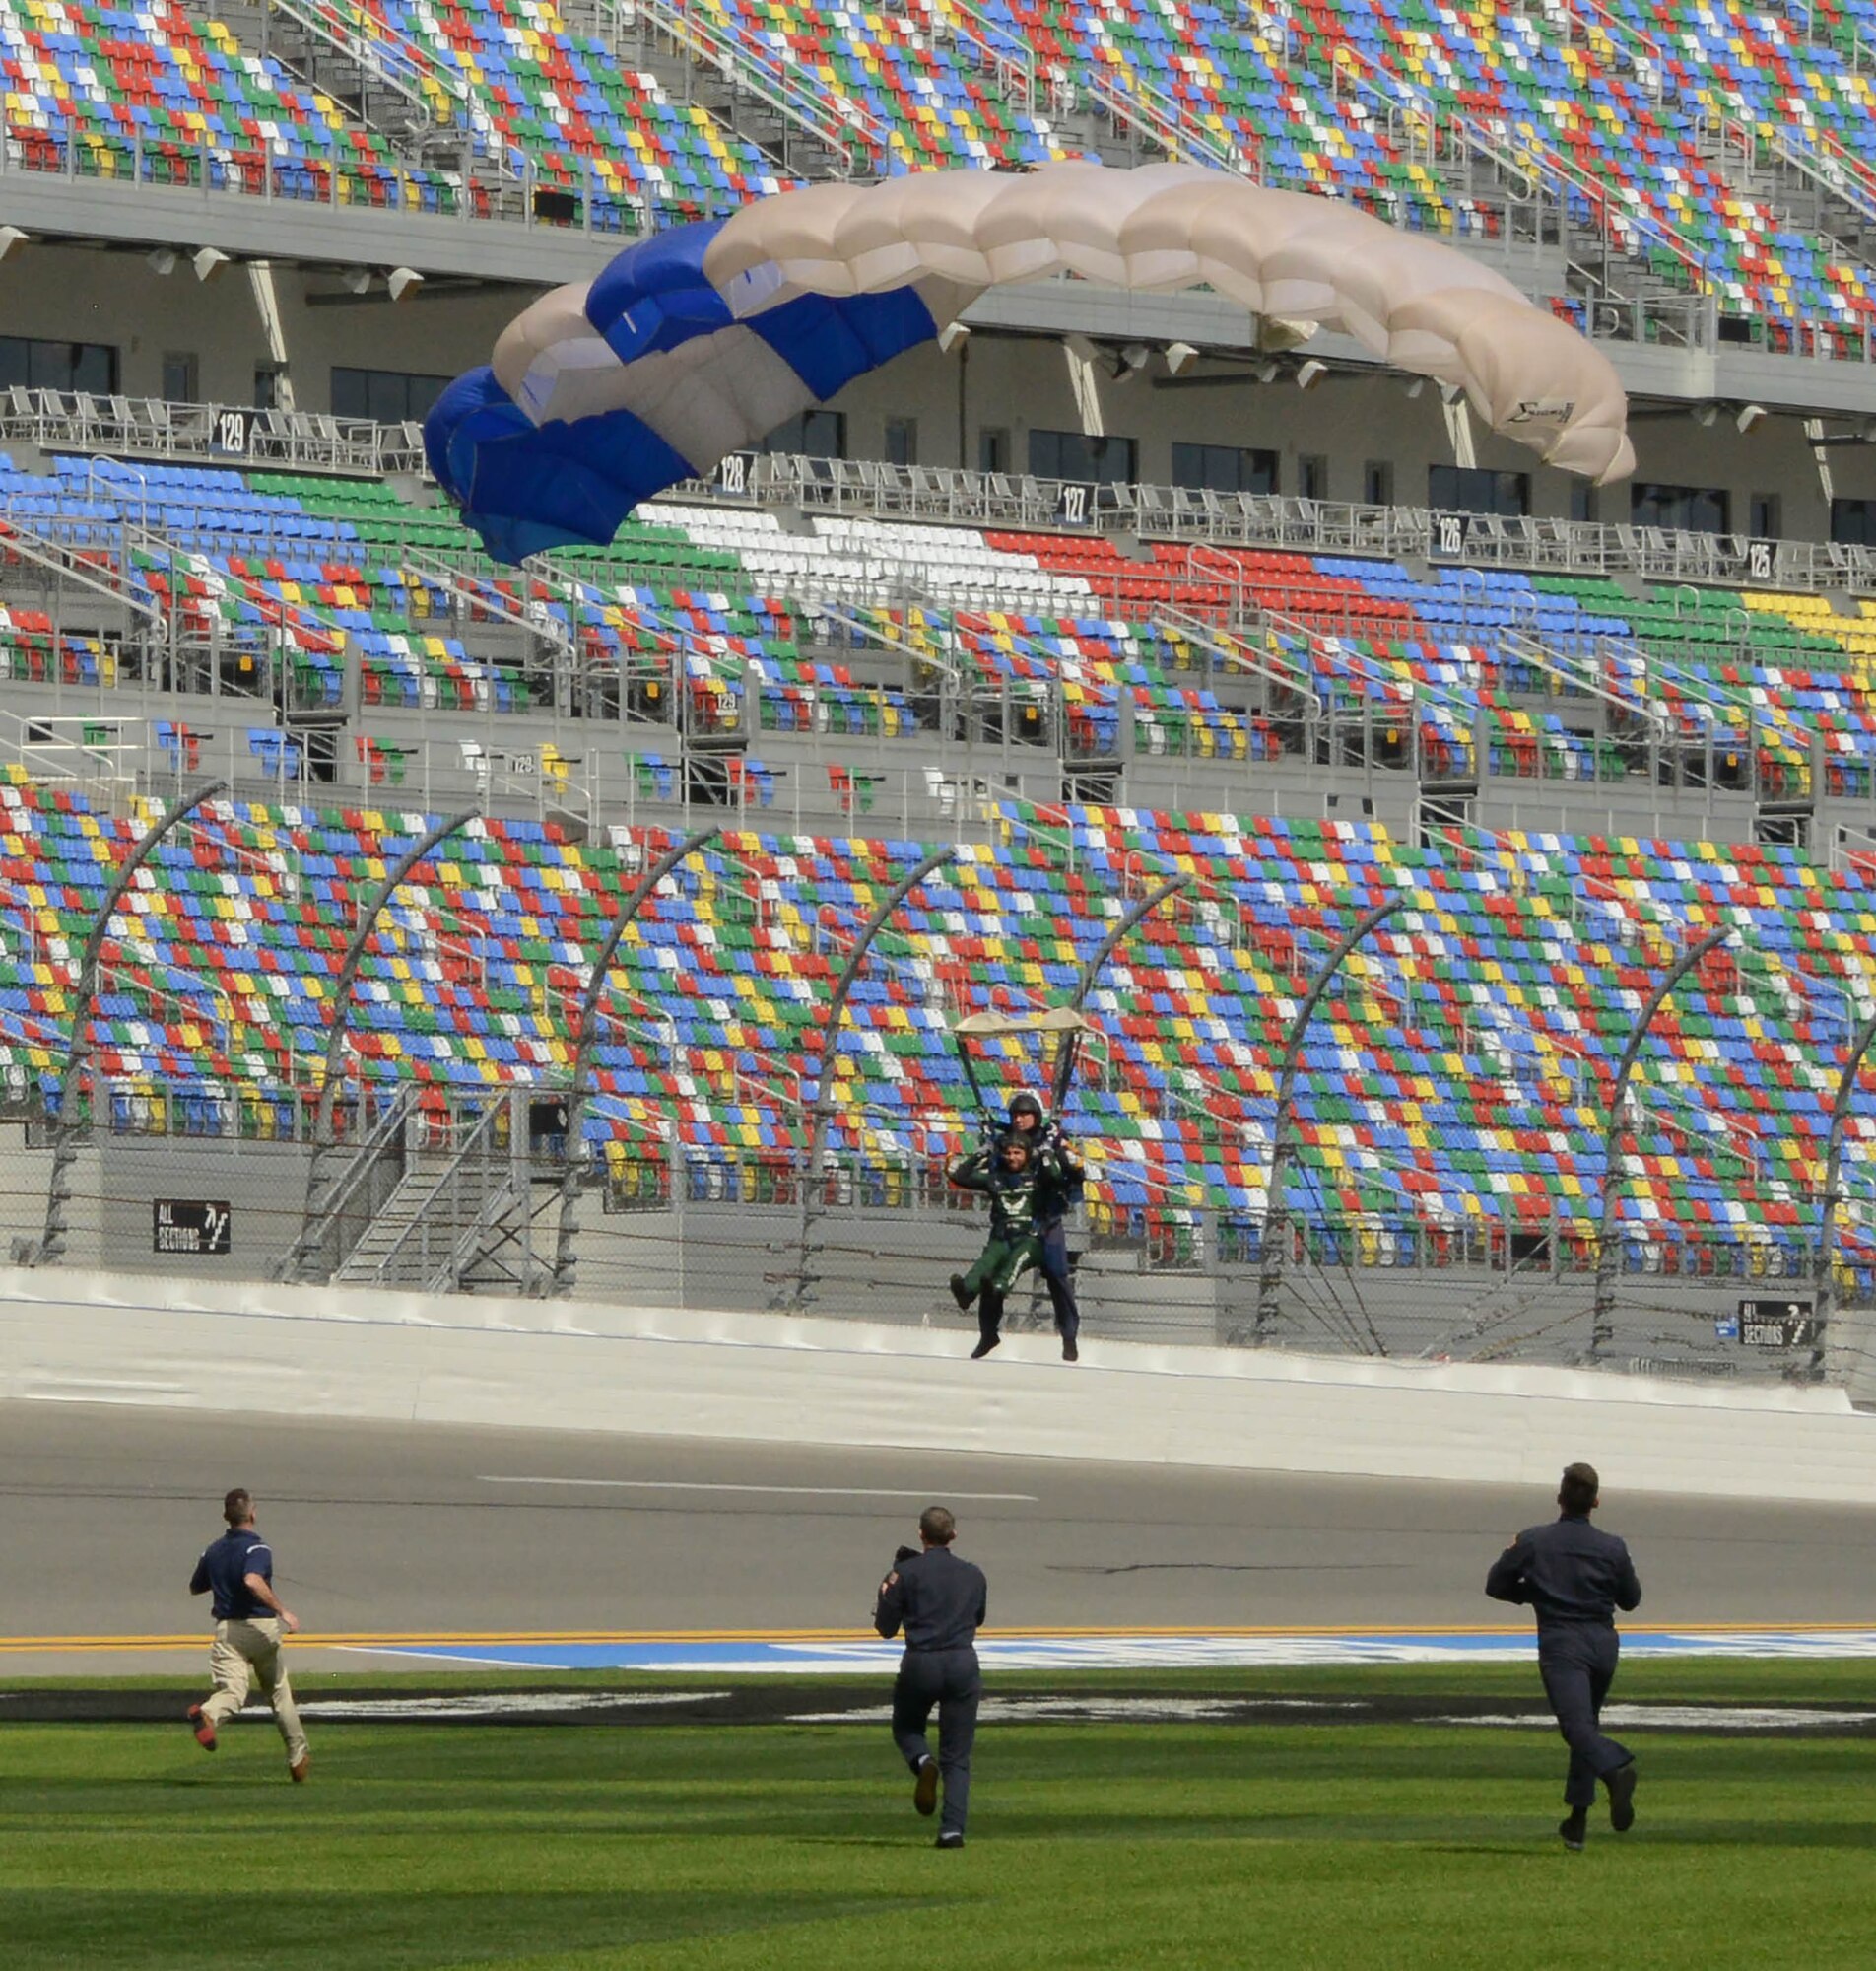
(3, 1265, 1872, 1502)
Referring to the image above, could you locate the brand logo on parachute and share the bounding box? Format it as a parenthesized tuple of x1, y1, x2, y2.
(1507, 398, 1577, 426)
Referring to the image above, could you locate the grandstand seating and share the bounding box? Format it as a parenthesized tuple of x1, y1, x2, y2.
(20, 446, 1876, 805)
(14, 0, 1876, 339)
(697, 0, 1067, 171)
(354, 0, 782, 223)
(1304, 0, 1875, 338)
(0, 0, 458, 208)
(1, 754, 1872, 1292)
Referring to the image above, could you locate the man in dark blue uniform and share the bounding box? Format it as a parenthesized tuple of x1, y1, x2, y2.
(186, 1486, 309, 1781)
(1005, 1091, 1084, 1361)
(1486, 1461, 1642, 1850)
(874, 1504, 988, 1848)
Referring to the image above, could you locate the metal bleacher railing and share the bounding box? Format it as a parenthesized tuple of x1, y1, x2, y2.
(0, 113, 699, 238)
(0, 389, 428, 478)
(3, 388, 1875, 600)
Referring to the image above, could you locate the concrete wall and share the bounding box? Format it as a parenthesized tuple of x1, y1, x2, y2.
(97, 1135, 309, 1279)
(3, 1263, 1873, 1501)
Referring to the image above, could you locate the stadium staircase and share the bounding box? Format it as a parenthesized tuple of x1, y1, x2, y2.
(329, 1099, 538, 1292)
(203, 0, 509, 177)
(589, 0, 875, 181)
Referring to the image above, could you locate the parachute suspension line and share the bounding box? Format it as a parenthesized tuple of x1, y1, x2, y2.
(957, 1035, 997, 1141)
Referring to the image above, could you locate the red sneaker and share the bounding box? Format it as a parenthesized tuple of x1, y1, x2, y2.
(187, 1703, 217, 1751)
(289, 1755, 309, 1784)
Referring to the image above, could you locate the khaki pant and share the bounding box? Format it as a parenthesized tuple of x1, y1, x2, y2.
(202, 1617, 308, 1766)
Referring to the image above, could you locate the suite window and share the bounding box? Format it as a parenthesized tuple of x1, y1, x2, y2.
(1297, 452, 1329, 501)
(331, 366, 450, 423)
(762, 409, 845, 458)
(978, 427, 1010, 474)
(884, 416, 917, 467)
(1631, 482, 1729, 533)
(1363, 459, 1393, 507)
(1749, 492, 1781, 539)
(1832, 498, 1876, 546)
(1028, 428, 1137, 485)
(1429, 464, 1530, 517)
(162, 351, 199, 403)
(0, 335, 117, 394)
(1172, 442, 1277, 495)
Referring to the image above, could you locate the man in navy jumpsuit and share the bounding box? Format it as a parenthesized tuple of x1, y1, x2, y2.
(1486, 1461, 1642, 1849)
(874, 1504, 988, 1848)
(1004, 1091, 1083, 1361)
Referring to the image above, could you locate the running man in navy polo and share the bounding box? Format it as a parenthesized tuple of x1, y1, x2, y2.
(1486, 1461, 1642, 1850)
(187, 1487, 309, 1780)
(874, 1504, 987, 1848)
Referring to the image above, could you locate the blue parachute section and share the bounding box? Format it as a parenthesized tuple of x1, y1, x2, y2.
(427, 216, 939, 563)
(423, 369, 696, 566)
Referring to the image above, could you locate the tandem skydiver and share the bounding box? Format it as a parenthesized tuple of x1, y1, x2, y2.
(947, 1094, 1084, 1363)
(1002, 1091, 1084, 1359)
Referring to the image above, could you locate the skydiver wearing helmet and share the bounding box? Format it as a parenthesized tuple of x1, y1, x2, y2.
(947, 1132, 1046, 1360)
(1003, 1091, 1084, 1361)
(945, 1094, 1084, 1363)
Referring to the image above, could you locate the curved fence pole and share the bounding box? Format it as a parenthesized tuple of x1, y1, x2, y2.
(551, 823, 721, 1297)
(785, 846, 957, 1310)
(1815, 1006, 1876, 1379)
(1591, 924, 1730, 1355)
(1052, 873, 1191, 1110)
(18, 779, 229, 1267)
(1253, 893, 1410, 1341)
(280, 808, 479, 1283)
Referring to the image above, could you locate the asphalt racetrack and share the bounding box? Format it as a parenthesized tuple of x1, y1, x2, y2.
(3, 1399, 1875, 1673)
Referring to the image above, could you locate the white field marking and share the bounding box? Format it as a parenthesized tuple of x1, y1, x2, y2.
(333, 1646, 618, 1671)
(291, 1691, 729, 1721)
(1432, 1706, 1876, 1732)
(474, 1478, 1039, 1501)
(786, 1695, 1373, 1725)
(352, 1631, 1876, 1674)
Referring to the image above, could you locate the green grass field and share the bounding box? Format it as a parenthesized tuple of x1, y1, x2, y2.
(6, 1665, 1873, 1970)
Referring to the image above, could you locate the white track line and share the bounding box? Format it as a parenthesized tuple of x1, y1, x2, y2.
(475, 1477, 1039, 1502)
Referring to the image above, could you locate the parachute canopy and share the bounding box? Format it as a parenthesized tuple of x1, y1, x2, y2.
(428, 164, 1635, 563)
(952, 1007, 1101, 1038)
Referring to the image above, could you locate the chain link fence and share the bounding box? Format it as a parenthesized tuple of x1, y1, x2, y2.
(6, 1103, 1871, 1394)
